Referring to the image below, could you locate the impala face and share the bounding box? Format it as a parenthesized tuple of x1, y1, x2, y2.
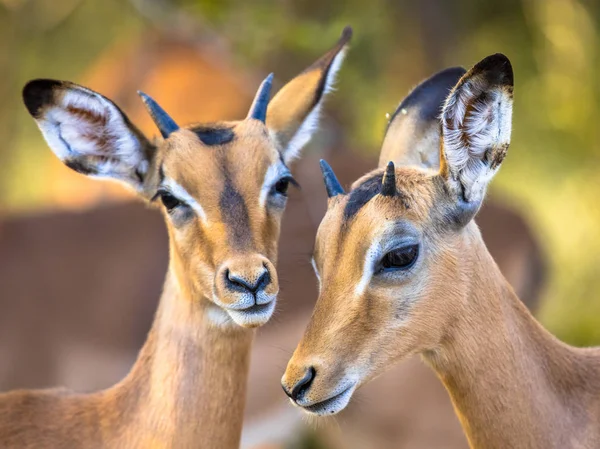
(22, 27, 352, 329)
(150, 118, 289, 328)
(282, 54, 514, 414)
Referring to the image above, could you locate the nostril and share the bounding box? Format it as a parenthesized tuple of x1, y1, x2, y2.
(254, 267, 270, 292)
(226, 270, 254, 293)
(289, 366, 316, 402)
(225, 266, 270, 294)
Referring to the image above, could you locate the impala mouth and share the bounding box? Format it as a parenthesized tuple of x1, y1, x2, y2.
(226, 299, 276, 328)
(296, 383, 356, 416)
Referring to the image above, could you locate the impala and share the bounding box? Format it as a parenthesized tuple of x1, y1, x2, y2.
(282, 53, 600, 448)
(0, 27, 351, 449)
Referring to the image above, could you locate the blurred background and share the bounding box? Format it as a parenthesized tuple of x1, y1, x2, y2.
(0, 0, 599, 448)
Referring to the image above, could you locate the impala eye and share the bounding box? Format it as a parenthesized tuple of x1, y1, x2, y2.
(380, 244, 419, 272)
(273, 176, 298, 197)
(158, 191, 183, 212)
(275, 178, 290, 196)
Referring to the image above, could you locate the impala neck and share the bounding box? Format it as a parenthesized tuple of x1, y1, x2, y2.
(425, 224, 600, 449)
(110, 265, 254, 449)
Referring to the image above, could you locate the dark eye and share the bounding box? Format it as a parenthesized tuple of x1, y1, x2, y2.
(159, 192, 182, 211)
(380, 245, 419, 272)
(273, 177, 291, 196)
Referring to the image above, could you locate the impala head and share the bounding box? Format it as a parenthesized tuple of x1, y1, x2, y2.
(282, 54, 513, 414)
(22, 27, 352, 329)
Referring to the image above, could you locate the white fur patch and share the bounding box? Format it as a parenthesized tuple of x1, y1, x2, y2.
(441, 79, 512, 204)
(310, 257, 321, 285)
(280, 48, 348, 164)
(295, 376, 358, 416)
(35, 86, 148, 190)
(162, 176, 207, 222)
(354, 236, 383, 297)
(205, 303, 235, 327)
(226, 300, 276, 328)
(259, 162, 291, 207)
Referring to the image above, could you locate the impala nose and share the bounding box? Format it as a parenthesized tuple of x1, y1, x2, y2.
(283, 366, 316, 402)
(215, 255, 278, 310)
(226, 266, 270, 295)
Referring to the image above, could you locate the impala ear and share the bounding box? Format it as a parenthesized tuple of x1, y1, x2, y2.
(379, 67, 466, 169)
(266, 26, 352, 165)
(439, 54, 513, 224)
(22, 79, 154, 192)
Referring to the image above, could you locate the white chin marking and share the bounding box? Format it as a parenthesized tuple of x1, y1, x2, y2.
(226, 300, 276, 328)
(205, 305, 235, 327)
(300, 384, 355, 416)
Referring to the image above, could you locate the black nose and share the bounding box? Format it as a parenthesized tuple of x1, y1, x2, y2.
(226, 268, 270, 294)
(283, 367, 316, 402)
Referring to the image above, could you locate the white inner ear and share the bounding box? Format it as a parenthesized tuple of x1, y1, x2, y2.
(280, 47, 348, 165)
(36, 87, 148, 189)
(442, 81, 512, 203)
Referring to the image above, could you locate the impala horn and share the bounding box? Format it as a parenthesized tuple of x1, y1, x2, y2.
(138, 91, 179, 138)
(320, 159, 345, 198)
(381, 161, 396, 196)
(247, 73, 274, 123)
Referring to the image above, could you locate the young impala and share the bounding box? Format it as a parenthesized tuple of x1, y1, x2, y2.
(282, 53, 600, 448)
(0, 27, 351, 449)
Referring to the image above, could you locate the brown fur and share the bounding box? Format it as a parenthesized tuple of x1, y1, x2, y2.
(0, 275, 253, 448)
(4, 29, 351, 448)
(283, 54, 600, 448)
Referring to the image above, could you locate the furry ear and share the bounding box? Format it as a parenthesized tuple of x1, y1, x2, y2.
(23, 79, 154, 192)
(266, 26, 352, 165)
(440, 54, 513, 221)
(379, 67, 466, 169)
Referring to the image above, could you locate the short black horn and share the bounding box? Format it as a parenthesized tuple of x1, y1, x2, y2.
(381, 161, 396, 196)
(138, 91, 179, 138)
(247, 73, 274, 123)
(319, 159, 345, 198)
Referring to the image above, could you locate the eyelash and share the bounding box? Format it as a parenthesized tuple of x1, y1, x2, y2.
(270, 176, 299, 198)
(153, 190, 186, 213)
(377, 244, 419, 274)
